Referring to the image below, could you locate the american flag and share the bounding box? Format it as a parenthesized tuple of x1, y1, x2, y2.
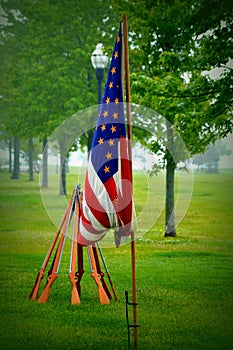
(78, 25, 134, 247)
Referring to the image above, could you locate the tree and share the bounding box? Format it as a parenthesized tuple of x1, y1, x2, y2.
(111, 0, 233, 236)
(193, 140, 232, 172)
(0, 0, 116, 189)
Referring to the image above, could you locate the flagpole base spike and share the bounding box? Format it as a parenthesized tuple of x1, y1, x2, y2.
(125, 290, 140, 349)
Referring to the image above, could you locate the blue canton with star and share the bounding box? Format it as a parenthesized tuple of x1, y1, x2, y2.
(91, 28, 126, 184)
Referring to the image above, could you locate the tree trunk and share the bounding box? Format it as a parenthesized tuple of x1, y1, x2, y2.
(11, 135, 20, 179)
(164, 121, 176, 237)
(59, 141, 66, 196)
(165, 155, 176, 236)
(66, 158, 69, 173)
(41, 138, 48, 187)
(28, 137, 34, 181)
(8, 138, 12, 173)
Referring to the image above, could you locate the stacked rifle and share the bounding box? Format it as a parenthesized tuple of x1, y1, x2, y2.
(29, 185, 117, 304)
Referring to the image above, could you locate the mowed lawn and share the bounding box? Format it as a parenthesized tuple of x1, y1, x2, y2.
(0, 169, 232, 350)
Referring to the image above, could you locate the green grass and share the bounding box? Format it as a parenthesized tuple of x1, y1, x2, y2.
(0, 169, 232, 349)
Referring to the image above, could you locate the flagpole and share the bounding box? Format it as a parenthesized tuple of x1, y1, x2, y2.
(122, 16, 138, 349)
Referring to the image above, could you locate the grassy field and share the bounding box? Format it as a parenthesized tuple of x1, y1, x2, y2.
(0, 169, 232, 349)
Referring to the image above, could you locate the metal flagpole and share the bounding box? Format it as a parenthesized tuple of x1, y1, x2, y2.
(122, 16, 139, 349)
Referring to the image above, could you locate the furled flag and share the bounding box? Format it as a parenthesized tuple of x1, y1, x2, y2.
(78, 24, 134, 247)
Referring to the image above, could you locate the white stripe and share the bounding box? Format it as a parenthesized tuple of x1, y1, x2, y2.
(79, 220, 107, 242)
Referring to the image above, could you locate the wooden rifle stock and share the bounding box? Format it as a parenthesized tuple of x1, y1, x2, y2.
(29, 269, 44, 301)
(68, 272, 80, 305)
(37, 272, 58, 303)
(68, 190, 81, 305)
(29, 196, 72, 301)
(38, 189, 76, 303)
(30, 185, 116, 306)
(88, 245, 110, 305)
(93, 246, 112, 300)
(75, 189, 84, 296)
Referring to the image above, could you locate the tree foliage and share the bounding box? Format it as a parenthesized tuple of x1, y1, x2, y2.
(0, 0, 116, 142)
(1, 0, 232, 152)
(112, 0, 233, 156)
(109, 0, 233, 236)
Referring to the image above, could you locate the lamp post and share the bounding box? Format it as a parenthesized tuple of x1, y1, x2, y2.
(91, 43, 108, 104)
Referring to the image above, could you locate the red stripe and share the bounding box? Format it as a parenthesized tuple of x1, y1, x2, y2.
(118, 199, 132, 225)
(85, 172, 110, 228)
(119, 137, 132, 227)
(78, 211, 106, 246)
(120, 137, 131, 181)
(81, 212, 105, 235)
(77, 234, 92, 246)
(104, 177, 118, 201)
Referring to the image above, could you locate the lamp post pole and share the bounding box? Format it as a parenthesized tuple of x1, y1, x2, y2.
(95, 68, 105, 104)
(91, 43, 108, 105)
